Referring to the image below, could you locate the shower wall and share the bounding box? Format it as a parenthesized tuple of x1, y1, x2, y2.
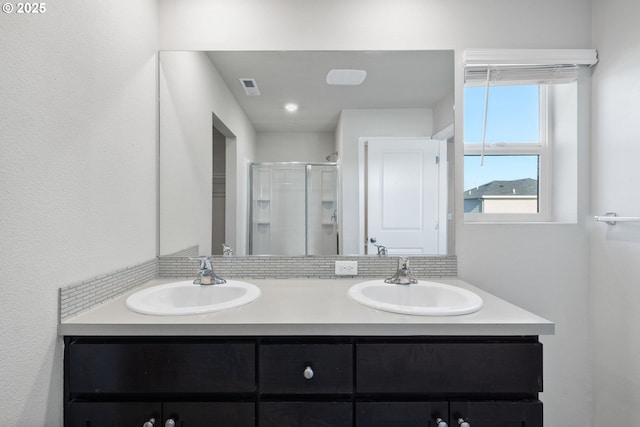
(250, 163, 338, 255)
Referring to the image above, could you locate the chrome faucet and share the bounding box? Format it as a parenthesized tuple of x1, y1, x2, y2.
(385, 257, 418, 285)
(375, 244, 388, 256)
(222, 243, 234, 257)
(369, 237, 388, 256)
(189, 256, 226, 285)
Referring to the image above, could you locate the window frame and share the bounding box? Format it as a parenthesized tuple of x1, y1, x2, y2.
(464, 84, 552, 223)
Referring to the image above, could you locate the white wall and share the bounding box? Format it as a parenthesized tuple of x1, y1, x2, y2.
(159, 51, 257, 255)
(432, 92, 455, 136)
(0, 1, 158, 425)
(157, 1, 595, 425)
(255, 132, 334, 162)
(157, 0, 591, 51)
(591, 0, 640, 423)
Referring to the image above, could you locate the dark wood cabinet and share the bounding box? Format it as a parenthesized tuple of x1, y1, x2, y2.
(67, 401, 254, 427)
(355, 401, 449, 427)
(260, 402, 352, 427)
(67, 402, 160, 427)
(64, 336, 544, 427)
(66, 339, 255, 394)
(260, 342, 353, 394)
(355, 400, 542, 427)
(450, 400, 543, 427)
(163, 402, 255, 426)
(356, 341, 542, 397)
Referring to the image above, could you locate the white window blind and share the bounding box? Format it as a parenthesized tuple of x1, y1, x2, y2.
(463, 48, 598, 86)
(465, 64, 580, 86)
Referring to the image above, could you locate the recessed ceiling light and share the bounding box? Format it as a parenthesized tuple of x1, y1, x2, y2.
(326, 69, 367, 85)
(284, 103, 299, 112)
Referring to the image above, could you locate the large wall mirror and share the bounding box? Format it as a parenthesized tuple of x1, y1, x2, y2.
(159, 50, 454, 257)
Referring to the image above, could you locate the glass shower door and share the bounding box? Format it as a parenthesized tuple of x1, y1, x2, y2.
(250, 163, 338, 255)
(306, 164, 338, 255)
(250, 164, 306, 255)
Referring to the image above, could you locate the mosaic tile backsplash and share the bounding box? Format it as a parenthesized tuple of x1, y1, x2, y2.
(59, 255, 457, 320)
(59, 258, 157, 321)
(159, 255, 457, 280)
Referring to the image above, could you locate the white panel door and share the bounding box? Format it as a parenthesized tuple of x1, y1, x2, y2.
(367, 138, 442, 254)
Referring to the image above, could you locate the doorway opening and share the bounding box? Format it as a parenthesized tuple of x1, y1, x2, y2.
(211, 124, 226, 255)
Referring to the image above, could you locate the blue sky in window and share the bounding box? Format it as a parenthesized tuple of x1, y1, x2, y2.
(464, 85, 540, 190)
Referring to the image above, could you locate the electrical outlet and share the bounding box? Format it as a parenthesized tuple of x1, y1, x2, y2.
(335, 260, 358, 276)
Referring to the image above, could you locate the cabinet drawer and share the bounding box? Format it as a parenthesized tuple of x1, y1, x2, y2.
(356, 342, 542, 396)
(355, 401, 448, 427)
(260, 402, 352, 427)
(260, 343, 353, 394)
(67, 340, 255, 394)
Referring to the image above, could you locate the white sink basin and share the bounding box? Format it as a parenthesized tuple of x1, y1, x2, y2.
(126, 280, 261, 316)
(348, 280, 483, 316)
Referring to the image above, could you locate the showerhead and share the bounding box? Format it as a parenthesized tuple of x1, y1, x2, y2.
(325, 151, 339, 162)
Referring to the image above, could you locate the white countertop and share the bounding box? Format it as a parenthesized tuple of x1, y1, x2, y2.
(58, 278, 554, 336)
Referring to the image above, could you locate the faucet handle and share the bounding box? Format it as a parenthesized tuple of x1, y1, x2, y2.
(385, 256, 418, 285)
(189, 256, 225, 285)
(369, 237, 387, 256)
(189, 256, 212, 270)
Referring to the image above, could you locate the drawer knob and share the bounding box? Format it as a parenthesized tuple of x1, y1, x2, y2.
(165, 418, 176, 427)
(458, 419, 471, 427)
(303, 365, 314, 380)
(436, 417, 448, 427)
(142, 419, 155, 427)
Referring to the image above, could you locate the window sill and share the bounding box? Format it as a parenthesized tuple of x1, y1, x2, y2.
(464, 220, 578, 225)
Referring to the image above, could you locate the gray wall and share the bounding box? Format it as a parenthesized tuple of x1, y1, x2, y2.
(591, 0, 640, 423)
(0, 1, 158, 425)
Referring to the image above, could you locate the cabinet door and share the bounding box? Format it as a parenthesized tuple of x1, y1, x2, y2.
(260, 402, 352, 427)
(163, 402, 255, 427)
(355, 401, 449, 427)
(66, 402, 161, 427)
(450, 401, 542, 427)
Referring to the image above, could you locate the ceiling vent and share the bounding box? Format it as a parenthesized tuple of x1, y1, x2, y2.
(326, 69, 367, 85)
(239, 78, 261, 96)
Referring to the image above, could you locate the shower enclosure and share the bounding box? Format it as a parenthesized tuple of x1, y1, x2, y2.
(250, 163, 338, 255)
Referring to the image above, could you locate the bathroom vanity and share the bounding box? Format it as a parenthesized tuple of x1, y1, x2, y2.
(60, 278, 553, 427)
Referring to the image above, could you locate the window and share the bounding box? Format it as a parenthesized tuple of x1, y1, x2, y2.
(462, 54, 596, 223)
(464, 83, 549, 220)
